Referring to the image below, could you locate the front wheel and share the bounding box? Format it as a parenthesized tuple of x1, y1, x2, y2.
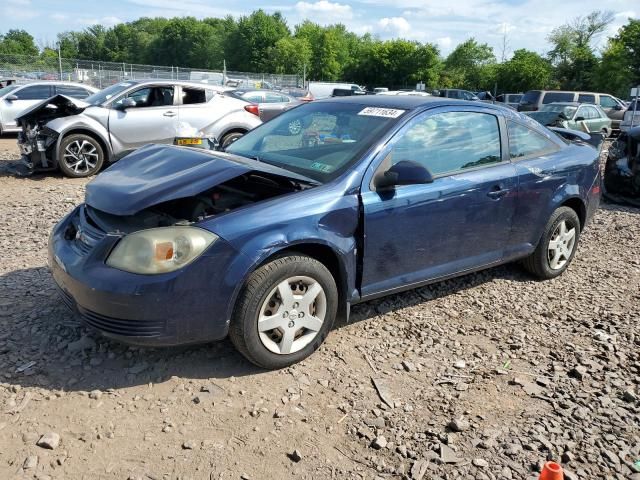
(522, 206, 581, 279)
(58, 134, 104, 178)
(229, 255, 338, 369)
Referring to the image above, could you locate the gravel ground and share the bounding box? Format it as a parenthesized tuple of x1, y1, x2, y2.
(0, 137, 638, 480)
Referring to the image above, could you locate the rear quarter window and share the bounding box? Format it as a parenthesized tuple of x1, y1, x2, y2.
(542, 92, 575, 104)
(508, 121, 559, 159)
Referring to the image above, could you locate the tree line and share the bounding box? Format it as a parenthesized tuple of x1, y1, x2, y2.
(0, 10, 638, 98)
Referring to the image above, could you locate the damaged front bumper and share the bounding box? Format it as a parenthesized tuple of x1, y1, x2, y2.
(48, 205, 252, 346)
(17, 126, 59, 173)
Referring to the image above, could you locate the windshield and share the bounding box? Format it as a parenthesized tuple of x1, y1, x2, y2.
(540, 104, 577, 117)
(85, 82, 136, 106)
(0, 85, 19, 98)
(226, 102, 405, 182)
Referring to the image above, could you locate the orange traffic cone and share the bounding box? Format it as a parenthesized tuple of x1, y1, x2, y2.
(539, 461, 563, 480)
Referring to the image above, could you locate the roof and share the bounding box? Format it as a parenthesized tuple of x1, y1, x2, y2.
(315, 94, 498, 111)
(13, 80, 96, 88)
(126, 79, 232, 91)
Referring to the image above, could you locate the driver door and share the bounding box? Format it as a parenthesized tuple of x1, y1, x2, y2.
(108, 85, 178, 152)
(360, 108, 517, 298)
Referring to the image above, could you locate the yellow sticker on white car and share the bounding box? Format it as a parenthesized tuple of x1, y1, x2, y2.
(358, 107, 405, 118)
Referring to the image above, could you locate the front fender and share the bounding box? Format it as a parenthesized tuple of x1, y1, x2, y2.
(48, 116, 112, 163)
(201, 185, 361, 326)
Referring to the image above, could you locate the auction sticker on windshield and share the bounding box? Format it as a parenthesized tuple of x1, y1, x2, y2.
(358, 107, 405, 118)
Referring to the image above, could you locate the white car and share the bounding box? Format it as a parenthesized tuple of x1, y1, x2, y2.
(0, 81, 97, 134)
(620, 100, 639, 132)
(16, 80, 262, 177)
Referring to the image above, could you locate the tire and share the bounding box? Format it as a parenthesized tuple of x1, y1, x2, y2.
(522, 206, 581, 279)
(229, 254, 338, 369)
(220, 131, 245, 150)
(58, 134, 104, 178)
(601, 127, 610, 138)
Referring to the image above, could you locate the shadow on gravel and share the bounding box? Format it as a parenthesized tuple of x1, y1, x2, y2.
(344, 262, 532, 328)
(0, 260, 532, 393)
(0, 266, 261, 394)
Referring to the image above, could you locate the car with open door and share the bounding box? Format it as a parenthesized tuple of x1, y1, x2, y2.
(15, 80, 261, 177)
(49, 96, 601, 368)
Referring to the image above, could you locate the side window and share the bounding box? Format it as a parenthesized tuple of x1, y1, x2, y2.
(588, 106, 602, 119)
(117, 86, 174, 108)
(508, 121, 558, 159)
(56, 85, 92, 99)
(15, 85, 51, 100)
(244, 93, 263, 103)
(599, 95, 617, 109)
(575, 107, 588, 120)
(389, 111, 502, 177)
(265, 93, 286, 103)
(182, 87, 206, 105)
(578, 94, 595, 103)
(542, 92, 574, 104)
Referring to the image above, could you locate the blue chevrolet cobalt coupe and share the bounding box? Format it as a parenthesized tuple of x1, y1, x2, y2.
(49, 96, 602, 368)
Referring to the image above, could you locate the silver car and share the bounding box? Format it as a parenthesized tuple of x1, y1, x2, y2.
(16, 80, 262, 177)
(0, 81, 97, 134)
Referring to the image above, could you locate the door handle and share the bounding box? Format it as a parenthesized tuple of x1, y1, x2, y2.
(487, 186, 509, 199)
(163, 111, 176, 117)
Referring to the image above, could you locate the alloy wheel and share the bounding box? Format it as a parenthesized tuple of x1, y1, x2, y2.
(547, 220, 576, 270)
(62, 140, 99, 175)
(257, 275, 327, 355)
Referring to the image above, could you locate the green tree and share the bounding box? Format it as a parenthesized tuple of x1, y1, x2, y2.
(547, 10, 614, 90)
(270, 37, 312, 75)
(496, 49, 552, 92)
(151, 17, 221, 68)
(444, 38, 496, 89)
(0, 29, 39, 56)
(225, 10, 290, 71)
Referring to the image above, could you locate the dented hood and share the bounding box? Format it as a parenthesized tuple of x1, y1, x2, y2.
(85, 144, 316, 216)
(15, 94, 90, 125)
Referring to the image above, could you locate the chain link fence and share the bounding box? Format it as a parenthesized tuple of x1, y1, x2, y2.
(0, 53, 302, 90)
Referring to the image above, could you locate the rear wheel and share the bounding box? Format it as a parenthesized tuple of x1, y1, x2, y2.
(58, 134, 104, 178)
(229, 254, 337, 369)
(522, 206, 581, 279)
(220, 131, 245, 150)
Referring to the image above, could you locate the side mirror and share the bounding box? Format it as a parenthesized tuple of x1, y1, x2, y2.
(6, 94, 18, 101)
(575, 116, 585, 122)
(115, 97, 136, 110)
(614, 105, 623, 111)
(373, 160, 434, 191)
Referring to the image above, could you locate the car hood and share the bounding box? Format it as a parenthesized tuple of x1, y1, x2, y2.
(85, 144, 318, 216)
(15, 94, 90, 126)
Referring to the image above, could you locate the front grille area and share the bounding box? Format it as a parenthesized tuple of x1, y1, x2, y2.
(77, 306, 167, 337)
(69, 206, 107, 256)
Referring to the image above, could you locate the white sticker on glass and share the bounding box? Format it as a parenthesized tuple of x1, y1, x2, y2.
(358, 107, 405, 118)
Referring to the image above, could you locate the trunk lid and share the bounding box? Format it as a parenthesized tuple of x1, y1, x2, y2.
(85, 144, 317, 216)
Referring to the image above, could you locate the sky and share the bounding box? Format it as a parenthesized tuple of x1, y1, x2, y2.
(0, 0, 637, 57)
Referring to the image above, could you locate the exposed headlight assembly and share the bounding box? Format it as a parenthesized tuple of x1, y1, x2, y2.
(106, 227, 218, 274)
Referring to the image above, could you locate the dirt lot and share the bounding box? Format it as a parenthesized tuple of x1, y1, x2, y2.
(0, 136, 638, 480)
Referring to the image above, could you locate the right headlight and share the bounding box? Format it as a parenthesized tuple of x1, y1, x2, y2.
(106, 226, 218, 274)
